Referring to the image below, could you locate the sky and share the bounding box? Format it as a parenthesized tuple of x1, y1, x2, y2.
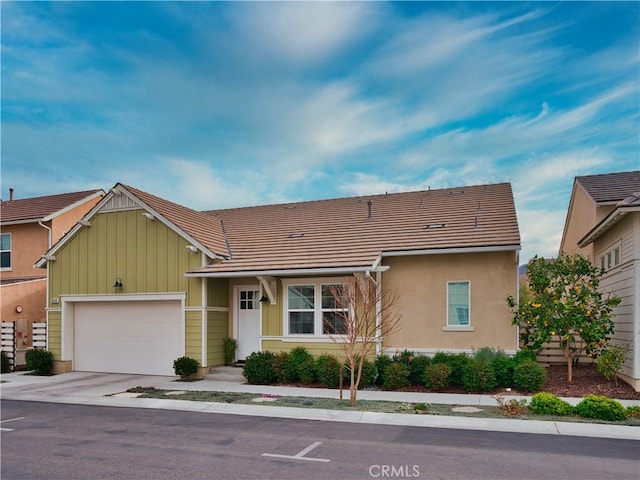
(1, 1, 638, 264)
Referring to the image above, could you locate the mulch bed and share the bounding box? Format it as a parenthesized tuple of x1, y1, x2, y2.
(541, 364, 640, 400)
(384, 364, 640, 400)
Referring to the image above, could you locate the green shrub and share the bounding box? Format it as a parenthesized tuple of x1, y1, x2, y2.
(408, 355, 431, 385)
(491, 355, 516, 388)
(173, 356, 200, 380)
(514, 349, 538, 364)
(431, 352, 470, 387)
(513, 359, 546, 392)
(462, 359, 496, 393)
(290, 347, 314, 382)
(315, 354, 341, 388)
(574, 395, 627, 421)
(272, 352, 297, 384)
(243, 351, 276, 384)
(626, 406, 640, 419)
(424, 363, 451, 391)
(223, 337, 237, 366)
(345, 359, 377, 389)
(382, 362, 410, 390)
(473, 347, 504, 363)
(597, 343, 631, 386)
(529, 392, 574, 416)
(375, 354, 393, 386)
(1, 350, 11, 373)
(297, 357, 317, 385)
(392, 349, 415, 365)
(25, 349, 54, 375)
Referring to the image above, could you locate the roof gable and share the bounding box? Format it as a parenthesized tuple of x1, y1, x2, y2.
(114, 184, 230, 258)
(1, 190, 104, 224)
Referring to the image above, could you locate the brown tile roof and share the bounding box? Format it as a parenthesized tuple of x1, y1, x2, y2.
(1, 190, 104, 224)
(118, 184, 230, 258)
(192, 182, 520, 274)
(577, 171, 640, 204)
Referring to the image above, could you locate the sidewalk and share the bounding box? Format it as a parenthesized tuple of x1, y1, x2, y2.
(1, 371, 639, 441)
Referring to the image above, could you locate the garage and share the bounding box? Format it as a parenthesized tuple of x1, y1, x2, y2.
(73, 300, 183, 376)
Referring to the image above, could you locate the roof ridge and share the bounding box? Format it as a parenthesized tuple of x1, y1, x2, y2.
(202, 182, 510, 215)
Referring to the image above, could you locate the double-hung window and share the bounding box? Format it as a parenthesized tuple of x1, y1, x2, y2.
(285, 279, 349, 336)
(447, 281, 470, 326)
(0, 233, 11, 270)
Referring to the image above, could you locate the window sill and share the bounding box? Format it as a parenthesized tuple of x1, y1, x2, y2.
(442, 326, 475, 332)
(277, 335, 354, 343)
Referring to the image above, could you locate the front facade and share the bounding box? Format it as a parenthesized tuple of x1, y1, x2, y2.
(38, 182, 521, 376)
(560, 171, 640, 390)
(0, 189, 104, 363)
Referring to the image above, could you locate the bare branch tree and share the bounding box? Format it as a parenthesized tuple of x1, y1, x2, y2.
(326, 275, 401, 405)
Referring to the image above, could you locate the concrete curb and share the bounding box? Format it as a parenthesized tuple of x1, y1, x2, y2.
(2, 371, 639, 441)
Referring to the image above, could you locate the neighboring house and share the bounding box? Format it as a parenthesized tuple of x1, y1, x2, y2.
(36, 182, 521, 376)
(559, 171, 640, 390)
(1, 188, 105, 364)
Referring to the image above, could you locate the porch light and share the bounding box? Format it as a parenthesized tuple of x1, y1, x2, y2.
(113, 277, 123, 289)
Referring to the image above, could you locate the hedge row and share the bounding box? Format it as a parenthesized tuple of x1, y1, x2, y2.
(530, 392, 635, 421)
(243, 347, 547, 393)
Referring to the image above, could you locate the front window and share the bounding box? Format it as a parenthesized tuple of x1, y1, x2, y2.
(285, 279, 349, 336)
(0, 233, 11, 270)
(447, 281, 470, 326)
(287, 285, 315, 334)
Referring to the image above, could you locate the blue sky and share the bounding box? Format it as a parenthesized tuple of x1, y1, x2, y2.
(2, 1, 638, 263)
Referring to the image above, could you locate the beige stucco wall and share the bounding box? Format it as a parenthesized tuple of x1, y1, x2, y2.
(0, 278, 46, 323)
(381, 251, 519, 353)
(560, 185, 597, 260)
(0, 223, 49, 279)
(50, 194, 103, 243)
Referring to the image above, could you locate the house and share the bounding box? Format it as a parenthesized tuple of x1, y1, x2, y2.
(559, 170, 640, 390)
(1, 188, 105, 365)
(35, 182, 521, 376)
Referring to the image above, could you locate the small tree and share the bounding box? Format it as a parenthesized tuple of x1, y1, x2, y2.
(507, 254, 621, 383)
(326, 275, 401, 405)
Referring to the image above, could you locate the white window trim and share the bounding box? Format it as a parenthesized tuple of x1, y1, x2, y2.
(282, 277, 348, 337)
(599, 241, 621, 272)
(445, 280, 472, 329)
(0, 232, 12, 271)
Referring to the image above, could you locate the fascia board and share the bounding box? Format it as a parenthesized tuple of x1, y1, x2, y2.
(382, 244, 521, 257)
(41, 190, 105, 222)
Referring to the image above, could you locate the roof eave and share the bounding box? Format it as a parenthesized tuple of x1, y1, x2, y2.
(185, 264, 389, 278)
(382, 244, 521, 257)
(41, 190, 105, 222)
(578, 206, 640, 248)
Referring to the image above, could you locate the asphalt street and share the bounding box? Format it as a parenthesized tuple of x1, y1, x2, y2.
(2, 400, 638, 480)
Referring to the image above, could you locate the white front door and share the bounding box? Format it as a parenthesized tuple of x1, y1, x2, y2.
(236, 287, 261, 360)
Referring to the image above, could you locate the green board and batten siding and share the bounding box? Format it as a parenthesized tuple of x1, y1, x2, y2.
(46, 209, 228, 366)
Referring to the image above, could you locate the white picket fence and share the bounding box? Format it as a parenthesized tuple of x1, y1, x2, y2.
(1, 321, 47, 372)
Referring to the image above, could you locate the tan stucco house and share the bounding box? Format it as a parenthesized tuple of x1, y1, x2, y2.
(560, 171, 640, 390)
(36, 182, 521, 376)
(1, 188, 105, 363)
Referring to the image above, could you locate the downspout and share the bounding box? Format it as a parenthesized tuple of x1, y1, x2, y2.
(375, 270, 382, 356)
(515, 250, 520, 354)
(38, 220, 53, 352)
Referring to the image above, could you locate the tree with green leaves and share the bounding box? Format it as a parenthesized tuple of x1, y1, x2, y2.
(507, 254, 621, 383)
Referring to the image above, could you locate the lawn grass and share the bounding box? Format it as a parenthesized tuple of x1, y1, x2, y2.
(125, 387, 640, 427)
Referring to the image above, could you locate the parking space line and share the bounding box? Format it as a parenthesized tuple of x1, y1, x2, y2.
(262, 441, 330, 463)
(1, 417, 26, 432)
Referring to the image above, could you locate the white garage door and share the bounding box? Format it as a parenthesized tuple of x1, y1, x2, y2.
(74, 300, 183, 376)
